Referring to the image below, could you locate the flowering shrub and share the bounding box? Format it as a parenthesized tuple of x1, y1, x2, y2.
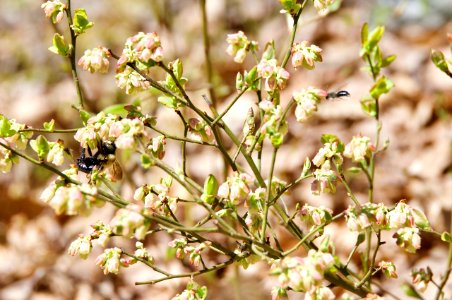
(1, 1, 451, 299)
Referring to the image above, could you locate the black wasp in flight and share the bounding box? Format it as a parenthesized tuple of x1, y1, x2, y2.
(326, 90, 350, 100)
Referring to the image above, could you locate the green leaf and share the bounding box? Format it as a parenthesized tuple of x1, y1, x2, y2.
(279, 0, 301, 15)
(203, 174, 218, 196)
(301, 157, 311, 177)
(32, 135, 50, 160)
(79, 110, 91, 126)
(48, 33, 71, 57)
(361, 23, 369, 45)
(158, 95, 179, 109)
(102, 104, 129, 117)
(347, 167, 362, 174)
(356, 232, 366, 246)
(370, 75, 394, 98)
(0, 115, 16, 137)
(360, 95, 377, 117)
(140, 154, 153, 169)
(71, 9, 93, 35)
(43, 119, 55, 132)
(367, 26, 385, 51)
(320, 134, 340, 145)
(411, 207, 431, 230)
(245, 66, 258, 88)
(401, 283, 423, 299)
(262, 41, 276, 60)
(381, 54, 397, 68)
(431, 49, 452, 77)
(441, 232, 452, 243)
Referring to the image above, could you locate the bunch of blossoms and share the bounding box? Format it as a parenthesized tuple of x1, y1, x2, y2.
(218, 172, 254, 206)
(226, 31, 258, 63)
(68, 221, 113, 260)
(30, 138, 67, 166)
(115, 32, 163, 94)
(41, 0, 66, 24)
(0, 115, 33, 173)
(95, 247, 123, 275)
(270, 250, 335, 299)
(291, 41, 323, 70)
(257, 57, 290, 93)
(411, 267, 433, 293)
(300, 204, 333, 229)
(259, 100, 288, 147)
(78, 46, 111, 73)
(109, 204, 151, 240)
(168, 238, 212, 267)
(40, 167, 101, 215)
(343, 135, 376, 163)
(187, 118, 214, 143)
(74, 111, 152, 151)
(244, 187, 266, 235)
(311, 141, 343, 195)
(147, 135, 166, 159)
(293, 87, 328, 122)
(345, 201, 429, 253)
(133, 178, 178, 216)
(172, 281, 208, 300)
(313, 0, 335, 16)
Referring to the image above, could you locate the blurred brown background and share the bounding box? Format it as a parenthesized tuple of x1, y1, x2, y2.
(0, 0, 451, 299)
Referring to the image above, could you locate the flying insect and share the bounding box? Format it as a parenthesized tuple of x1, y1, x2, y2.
(77, 141, 123, 181)
(326, 90, 350, 100)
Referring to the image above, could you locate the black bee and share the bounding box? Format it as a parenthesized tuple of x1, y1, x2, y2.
(326, 90, 350, 100)
(77, 141, 122, 181)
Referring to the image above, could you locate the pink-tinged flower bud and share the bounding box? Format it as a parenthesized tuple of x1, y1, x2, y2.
(312, 161, 337, 195)
(291, 41, 323, 69)
(387, 202, 411, 229)
(217, 182, 230, 198)
(133, 186, 146, 202)
(78, 47, 111, 73)
(378, 261, 398, 278)
(68, 234, 92, 259)
(41, 0, 66, 24)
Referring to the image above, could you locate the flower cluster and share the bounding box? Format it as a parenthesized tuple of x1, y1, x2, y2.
(245, 187, 265, 234)
(133, 178, 177, 215)
(110, 204, 151, 240)
(172, 281, 208, 300)
(0, 115, 33, 173)
(411, 267, 432, 293)
(344, 135, 376, 163)
(257, 58, 290, 93)
(187, 118, 214, 143)
(117, 32, 164, 71)
(40, 167, 101, 215)
(270, 250, 334, 298)
(291, 41, 323, 69)
(311, 141, 343, 195)
(41, 0, 66, 24)
(226, 31, 257, 63)
(147, 135, 166, 159)
(293, 87, 327, 122)
(30, 137, 67, 166)
(95, 247, 123, 275)
(115, 32, 163, 93)
(78, 47, 111, 73)
(259, 100, 288, 147)
(168, 238, 211, 267)
(378, 261, 398, 279)
(74, 112, 152, 151)
(218, 172, 254, 206)
(313, 0, 335, 16)
(68, 234, 92, 259)
(300, 204, 333, 229)
(292, 87, 328, 122)
(345, 201, 430, 253)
